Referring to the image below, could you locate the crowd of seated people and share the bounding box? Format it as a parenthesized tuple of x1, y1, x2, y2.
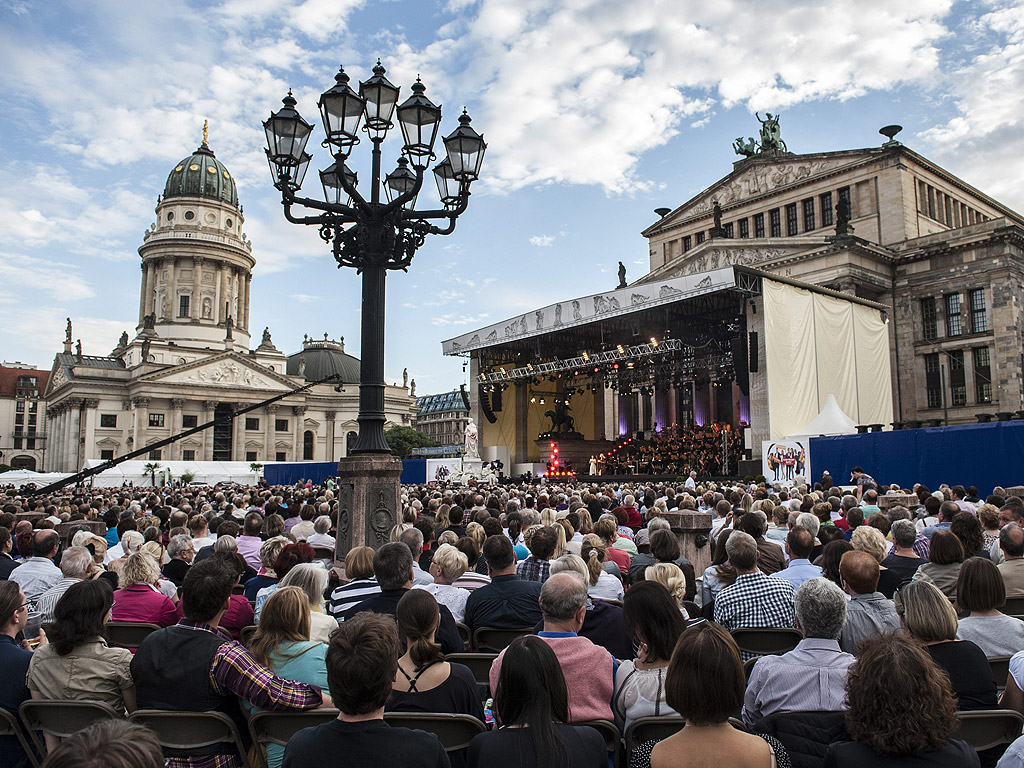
(3, 475, 1024, 767)
(601, 423, 745, 476)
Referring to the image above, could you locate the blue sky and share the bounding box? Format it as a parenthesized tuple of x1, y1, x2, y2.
(1, 0, 1022, 395)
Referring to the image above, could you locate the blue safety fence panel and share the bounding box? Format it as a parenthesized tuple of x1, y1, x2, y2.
(809, 421, 1024, 497)
(401, 460, 427, 484)
(263, 461, 338, 486)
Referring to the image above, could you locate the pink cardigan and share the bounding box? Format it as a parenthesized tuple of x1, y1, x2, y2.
(489, 633, 615, 722)
(112, 583, 181, 627)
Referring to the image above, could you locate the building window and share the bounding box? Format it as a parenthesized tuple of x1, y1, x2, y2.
(246, 451, 257, 461)
(723, 222, 734, 238)
(785, 203, 798, 236)
(100, 414, 116, 428)
(16, 376, 37, 388)
(738, 218, 749, 238)
(945, 293, 962, 337)
(695, 231, 705, 244)
(802, 198, 815, 231)
(13, 439, 21, 449)
(769, 208, 781, 238)
(178, 295, 190, 318)
(27, 401, 36, 413)
(25, 439, 34, 450)
(182, 449, 196, 461)
(303, 430, 314, 460)
(949, 350, 966, 406)
(921, 298, 937, 341)
(682, 235, 692, 252)
(275, 419, 289, 432)
(245, 417, 260, 431)
(100, 450, 114, 460)
(753, 212, 765, 238)
(820, 192, 833, 227)
(15, 401, 24, 413)
(276, 452, 286, 462)
(182, 414, 198, 428)
(969, 288, 987, 333)
(148, 413, 165, 427)
(148, 449, 161, 460)
(924, 354, 942, 409)
(974, 347, 992, 403)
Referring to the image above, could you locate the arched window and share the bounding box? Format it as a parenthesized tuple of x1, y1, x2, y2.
(10, 455, 35, 471)
(303, 430, 314, 461)
(346, 431, 357, 455)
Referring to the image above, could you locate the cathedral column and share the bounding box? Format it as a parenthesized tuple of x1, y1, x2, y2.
(242, 273, 252, 332)
(264, 404, 278, 461)
(233, 403, 245, 461)
(61, 404, 73, 472)
(133, 397, 150, 456)
(81, 399, 99, 464)
(168, 257, 179, 320)
(170, 399, 186, 460)
(53, 406, 65, 472)
(192, 257, 203, 320)
(202, 401, 217, 460)
(139, 262, 149, 325)
(214, 264, 224, 324)
(292, 405, 307, 461)
(325, 410, 336, 462)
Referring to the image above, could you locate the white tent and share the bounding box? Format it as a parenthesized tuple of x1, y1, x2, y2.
(786, 394, 859, 439)
(0, 470, 76, 488)
(81, 460, 261, 487)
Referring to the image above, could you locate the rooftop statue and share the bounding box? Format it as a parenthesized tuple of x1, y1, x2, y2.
(734, 112, 788, 157)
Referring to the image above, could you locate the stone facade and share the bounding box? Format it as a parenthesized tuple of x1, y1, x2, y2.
(43, 138, 417, 472)
(0, 363, 49, 471)
(641, 137, 1024, 425)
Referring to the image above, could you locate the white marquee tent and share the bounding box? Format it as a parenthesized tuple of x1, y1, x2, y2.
(82, 460, 261, 487)
(0, 470, 76, 488)
(786, 394, 859, 440)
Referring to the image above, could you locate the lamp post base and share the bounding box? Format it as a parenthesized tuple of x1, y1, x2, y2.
(334, 453, 403, 567)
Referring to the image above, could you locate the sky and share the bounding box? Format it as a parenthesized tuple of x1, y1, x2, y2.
(1, 0, 1023, 395)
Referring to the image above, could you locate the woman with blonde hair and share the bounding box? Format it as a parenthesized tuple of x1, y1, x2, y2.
(279, 563, 338, 643)
(851, 526, 898, 597)
(580, 535, 624, 602)
(435, 504, 452, 534)
(576, 508, 594, 536)
(465, 521, 486, 552)
(246, 586, 329, 768)
(644, 562, 689, 617)
(111, 552, 179, 627)
(415, 543, 470, 622)
(107, 530, 144, 578)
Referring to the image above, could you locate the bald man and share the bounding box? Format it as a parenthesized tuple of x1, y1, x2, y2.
(838, 550, 900, 654)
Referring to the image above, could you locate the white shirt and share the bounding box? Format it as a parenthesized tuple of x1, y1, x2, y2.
(412, 582, 470, 623)
(588, 570, 624, 602)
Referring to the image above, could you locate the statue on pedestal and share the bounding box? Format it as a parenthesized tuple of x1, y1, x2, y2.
(464, 418, 479, 460)
(617, 261, 627, 289)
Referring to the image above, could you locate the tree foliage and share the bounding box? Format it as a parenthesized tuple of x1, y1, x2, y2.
(384, 426, 438, 457)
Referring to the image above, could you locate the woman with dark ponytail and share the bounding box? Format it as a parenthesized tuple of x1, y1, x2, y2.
(388, 590, 482, 767)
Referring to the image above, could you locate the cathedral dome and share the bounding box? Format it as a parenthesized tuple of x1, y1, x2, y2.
(163, 142, 238, 208)
(287, 337, 360, 384)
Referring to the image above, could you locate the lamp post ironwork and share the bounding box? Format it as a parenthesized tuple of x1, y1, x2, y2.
(263, 61, 485, 455)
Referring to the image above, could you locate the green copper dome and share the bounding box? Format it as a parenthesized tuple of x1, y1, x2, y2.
(163, 143, 238, 208)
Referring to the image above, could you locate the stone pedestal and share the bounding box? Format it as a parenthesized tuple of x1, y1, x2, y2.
(461, 458, 483, 480)
(878, 493, 917, 510)
(663, 510, 714, 576)
(57, 520, 106, 545)
(334, 454, 403, 571)
(14, 511, 46, 527)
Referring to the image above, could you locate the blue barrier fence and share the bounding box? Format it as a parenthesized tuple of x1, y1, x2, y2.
(261, 460, 430, 486)
(809, 421, 1024, 497)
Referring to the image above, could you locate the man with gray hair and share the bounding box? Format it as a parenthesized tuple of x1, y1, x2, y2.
(713, 531, 796, 654)
(34, 546, 94, 622)
(398, 527, 433, 586)
(998, 523, 1024, 598)
(742, 578, 855, 723)
(488, 572, 616, 722)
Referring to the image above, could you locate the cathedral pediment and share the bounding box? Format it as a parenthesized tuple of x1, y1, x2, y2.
(646, 151, 877, 233)
(642, 239, 818, 282)
(140, 352, 295, 391)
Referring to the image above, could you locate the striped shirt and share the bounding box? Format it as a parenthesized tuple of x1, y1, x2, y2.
(168, 621, 324, 768)
(327, 578, 382, 620)
(452, 571, 491, 591)
(34, 577, 80, 623)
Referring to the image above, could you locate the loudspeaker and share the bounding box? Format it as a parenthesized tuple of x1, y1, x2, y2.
(731, 336, 749, 397)
(478, 384, 497, 424)
(492, 386, 502, 413)
(749, 331, 759, 373)
(459, 384, 471, 410)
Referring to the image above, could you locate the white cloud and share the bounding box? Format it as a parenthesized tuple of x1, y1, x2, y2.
(0, 251, 95, 301)
(529, 234, 555, 247)
(290, 293, 323, 303)
(431, 312, 490, 326)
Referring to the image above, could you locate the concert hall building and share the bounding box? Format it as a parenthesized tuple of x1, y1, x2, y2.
(445, 125, 1024, 472)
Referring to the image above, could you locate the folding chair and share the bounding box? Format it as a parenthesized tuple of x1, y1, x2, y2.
(312, 547, 335, 562)
(0, 706, 40, 768)
(574, 719, 622, 768)
(446, 652, 498, 700)
(624, 715, 683, 761)
(1003, 597, 1024, 616)
(240, 625, 258, 646)
(472, 626, 533, 653)
(730, 627, 802, 657)
(130, 709, 251, 768)
(247, 709, 340, 768)
(953, 709, 1024, 752)
(382, 712, 486, 751)
(104, 621, 162, 650)
(990, 656, 1012, 691)
(455, 622, 472, 648)
(743, 656, 761, 682)
(19, 700, 122, 756)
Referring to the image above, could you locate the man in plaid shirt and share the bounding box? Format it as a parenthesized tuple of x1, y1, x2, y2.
(516, 525, 557, 584)
(713, 531, 796, 658)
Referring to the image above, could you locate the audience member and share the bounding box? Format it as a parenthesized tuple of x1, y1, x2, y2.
(38, 719, 164, 768)
(11, 530, 61, 602)
(838, 550, 900, 654)
(244, 535, 289, 601)
(516, 525, 557, 583)
(414, 543, 471, 623)
(771, 527, 823, 591)
(254, 542, 316, 620)
(912, 529, 964, 601)
(955, 556, 1024, 658)
(328, 546, 381, 620)
(895, 580, 996, 710)
(999, 523, 1024, 598)
(162, 534, 194, 587)
(33, 546, 94, 623)
(468, 636, 604, 768)
(879, 519, 923, 597)
(281, 613, 447, 768)
(112, 552, 179, 628)
(581, 536, 624, 602)
(464, 535, 541, 634)
(0, 581, 38, 768)
(823, 636, 979, 767)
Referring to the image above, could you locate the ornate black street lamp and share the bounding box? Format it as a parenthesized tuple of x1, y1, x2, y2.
(263, 61, 485, 454)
